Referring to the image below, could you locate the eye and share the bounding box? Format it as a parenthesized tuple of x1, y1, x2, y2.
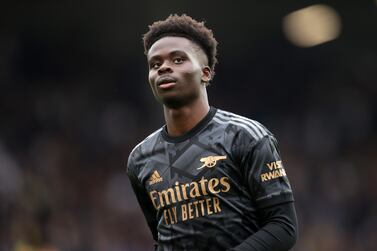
(173, 57, 184, 64)
(150, 62, 161, 69)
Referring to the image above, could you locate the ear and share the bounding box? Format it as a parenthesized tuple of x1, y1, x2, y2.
(201, 66, 212, 85)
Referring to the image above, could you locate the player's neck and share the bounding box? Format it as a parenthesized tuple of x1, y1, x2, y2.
(163, 98, 210, 137)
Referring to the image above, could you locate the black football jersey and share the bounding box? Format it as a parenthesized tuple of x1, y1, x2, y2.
(127, 107, 293, 251)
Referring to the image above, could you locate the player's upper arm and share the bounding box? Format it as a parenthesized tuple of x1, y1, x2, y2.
(241, 135, 294, 209)
(126, 153, 159, 241)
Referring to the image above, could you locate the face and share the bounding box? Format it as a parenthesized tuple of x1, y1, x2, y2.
(147, 36, 211, 109)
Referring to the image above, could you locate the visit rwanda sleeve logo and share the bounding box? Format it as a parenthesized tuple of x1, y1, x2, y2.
(197, 155, 227, 169)
(260, 160, 287, 181)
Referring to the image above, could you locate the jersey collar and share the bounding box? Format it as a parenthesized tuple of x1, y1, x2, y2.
(161, 106, 217, 143)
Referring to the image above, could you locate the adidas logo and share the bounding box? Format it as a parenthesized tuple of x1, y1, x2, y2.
(149, 170, 163, 185)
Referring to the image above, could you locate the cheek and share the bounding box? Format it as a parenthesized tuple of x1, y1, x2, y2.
(148, 72, 159, 95)
(148, 72, 155, 86)
(182, 64, 202, 80)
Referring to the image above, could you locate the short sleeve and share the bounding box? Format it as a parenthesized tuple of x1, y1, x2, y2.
(242, 136, 294, 209)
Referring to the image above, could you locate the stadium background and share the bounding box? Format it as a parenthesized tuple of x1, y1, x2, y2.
(1, 0, 376, 250)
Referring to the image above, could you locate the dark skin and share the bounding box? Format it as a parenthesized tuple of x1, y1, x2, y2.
(147, 36, 212, 137)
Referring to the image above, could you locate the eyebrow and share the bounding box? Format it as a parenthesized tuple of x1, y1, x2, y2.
(148, 50, 188, 62)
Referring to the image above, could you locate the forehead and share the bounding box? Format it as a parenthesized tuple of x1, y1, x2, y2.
(147, 36, 200, 59)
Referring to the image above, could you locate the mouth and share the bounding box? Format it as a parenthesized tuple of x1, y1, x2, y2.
(157, 76, 177, 89)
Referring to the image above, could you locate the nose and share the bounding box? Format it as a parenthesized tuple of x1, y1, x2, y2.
(158, 62, 173, 75)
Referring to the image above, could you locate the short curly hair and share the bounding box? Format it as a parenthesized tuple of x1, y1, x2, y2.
(143, 14, 218, 75)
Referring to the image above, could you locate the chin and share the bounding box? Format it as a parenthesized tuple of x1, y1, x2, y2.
(160, 95, 194, 109)
(161, 98, 186, 109)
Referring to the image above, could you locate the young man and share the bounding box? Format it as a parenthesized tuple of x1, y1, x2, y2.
(127, 14, 297, 251)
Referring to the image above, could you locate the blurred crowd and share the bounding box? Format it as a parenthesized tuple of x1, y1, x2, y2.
(1, 2, 377, 251)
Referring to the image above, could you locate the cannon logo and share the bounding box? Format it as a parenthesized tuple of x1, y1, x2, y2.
(198, 155, 227, 169)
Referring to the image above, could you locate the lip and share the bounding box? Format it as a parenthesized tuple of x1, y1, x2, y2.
(156, 76, 176, 87)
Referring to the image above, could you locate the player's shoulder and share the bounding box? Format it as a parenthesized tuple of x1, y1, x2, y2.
(127, 127, 163, 165)
(213, 108, 273, 142)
